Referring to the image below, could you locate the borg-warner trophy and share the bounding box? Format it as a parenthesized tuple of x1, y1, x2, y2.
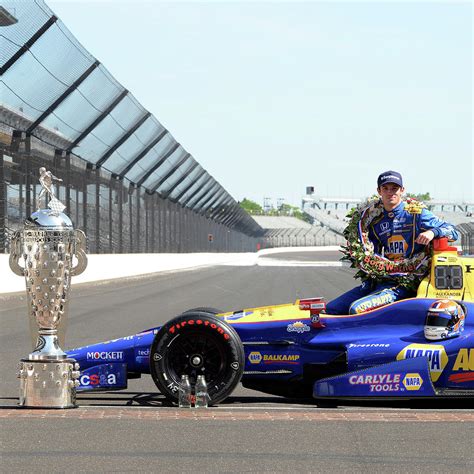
(9, 168, 87, 408)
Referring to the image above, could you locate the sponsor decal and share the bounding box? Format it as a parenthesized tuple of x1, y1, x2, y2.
(166, 380, 179, 393)
(437, 257, 447, 262)
(225, 312, 245, 321)
(435, 291, 462, 298)
(86, 351, 124, 361)
(169, 319, 230, 340)
(137, 349, 150, 357)
(80, 373, 117, 387)
(248, 352, 300, 365)
(231, 362, 240, 370)
(348, 343, 390, 348)
(380, 222, 389, 232)
(263, 354, 300, 364)
(385, 235, 408, 259)
(449, 348, 474, 383)
(349, 373, 401, 392)
(396, 344, 448, 382)
(353, 292, 393, 313)
(402, 373, 423, 391)
(225, 311, 253, 321)
(311, 314, 321, 325)
(287, 321, 311, 334)
(248, 352, 262, 364)
(153, 353, 162, 361)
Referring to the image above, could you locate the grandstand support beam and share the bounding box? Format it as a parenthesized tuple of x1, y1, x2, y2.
(161, 160, 199, 199)
(95, 111, 152, 169)
(149, 153, 191, 194)
(118, 129, 168, 178)
(0, 15, 58, 76)
(67, 89, 129, 152)
(136, 142, 180, 188)
(172, 169, 206, 203)
(116, 175, 124, 253)
(27, 60, 100, 134)
(188, 182, 219, 211)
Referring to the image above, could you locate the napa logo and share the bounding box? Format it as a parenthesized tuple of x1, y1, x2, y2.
(402, 373, 423, 391)
(386, 235, 408, 258)
(396, 344, 448, 382)
(453, 349, 474, 371)
(248, 352, 262, 364)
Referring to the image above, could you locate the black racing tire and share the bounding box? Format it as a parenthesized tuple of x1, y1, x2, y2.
(150, 312, 244, 405)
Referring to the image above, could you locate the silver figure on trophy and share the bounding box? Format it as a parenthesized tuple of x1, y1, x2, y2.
(9, 168, 87, 408)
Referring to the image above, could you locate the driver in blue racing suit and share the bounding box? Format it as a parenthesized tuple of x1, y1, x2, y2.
(326, 170, 459, 315)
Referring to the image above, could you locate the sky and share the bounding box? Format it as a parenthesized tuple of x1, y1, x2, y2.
(48, 0, 472, 207)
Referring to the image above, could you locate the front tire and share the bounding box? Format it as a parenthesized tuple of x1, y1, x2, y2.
(150, 311, 244, 405)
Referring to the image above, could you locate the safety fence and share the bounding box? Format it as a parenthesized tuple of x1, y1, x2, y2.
(0, 1, 263, 253)
(0, 146, 262, 253)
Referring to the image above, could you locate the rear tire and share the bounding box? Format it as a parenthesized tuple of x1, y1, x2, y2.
(150, 312, 244, 405)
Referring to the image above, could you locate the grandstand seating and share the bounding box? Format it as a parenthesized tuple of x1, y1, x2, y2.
(252, 215, 345, 248)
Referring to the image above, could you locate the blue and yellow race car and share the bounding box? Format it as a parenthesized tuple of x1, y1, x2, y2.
(68, 238, 474, 404)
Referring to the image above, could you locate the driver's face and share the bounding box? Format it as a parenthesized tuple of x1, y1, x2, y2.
(377, 183, 404, 211)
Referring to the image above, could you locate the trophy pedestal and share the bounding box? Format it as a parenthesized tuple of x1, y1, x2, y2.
(18, 358, 80, 408)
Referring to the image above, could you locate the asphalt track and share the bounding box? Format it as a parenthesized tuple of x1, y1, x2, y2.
(1, 250, 473, 472)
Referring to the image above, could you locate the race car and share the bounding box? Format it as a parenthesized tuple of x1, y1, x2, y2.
(67, 238, 474, 404)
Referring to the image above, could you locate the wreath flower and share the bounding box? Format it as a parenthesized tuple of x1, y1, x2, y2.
(341, 196, 431, 290)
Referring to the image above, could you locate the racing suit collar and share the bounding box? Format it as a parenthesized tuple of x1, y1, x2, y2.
(382, 200, 405, 218)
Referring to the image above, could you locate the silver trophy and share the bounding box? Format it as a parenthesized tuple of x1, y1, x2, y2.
(9, 168, 87, 408)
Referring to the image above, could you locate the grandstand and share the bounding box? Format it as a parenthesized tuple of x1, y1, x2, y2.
(252, 215, 345, 248)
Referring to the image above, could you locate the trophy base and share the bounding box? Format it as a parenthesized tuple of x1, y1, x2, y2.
(17, 358, 80, 409)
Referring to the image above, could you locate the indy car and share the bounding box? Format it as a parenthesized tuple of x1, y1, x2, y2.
(68, 238, 474, 404)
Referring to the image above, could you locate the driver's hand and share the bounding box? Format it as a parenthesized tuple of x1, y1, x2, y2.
(415, 230, 435, 245)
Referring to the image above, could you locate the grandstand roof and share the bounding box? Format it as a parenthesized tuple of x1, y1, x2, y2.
(0, 0, 262, 235)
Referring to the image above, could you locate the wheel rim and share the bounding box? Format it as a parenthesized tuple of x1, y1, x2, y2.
(164, 330, 227, 387)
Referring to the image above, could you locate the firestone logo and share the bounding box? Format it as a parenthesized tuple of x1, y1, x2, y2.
(169, 319, 230, 340)
(86, 351, 124, 361)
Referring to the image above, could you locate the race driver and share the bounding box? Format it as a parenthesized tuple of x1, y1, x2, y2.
(326, 170, 459, 315)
